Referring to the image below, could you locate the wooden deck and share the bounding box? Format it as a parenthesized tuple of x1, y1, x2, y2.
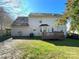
(42, 32, 65, 40)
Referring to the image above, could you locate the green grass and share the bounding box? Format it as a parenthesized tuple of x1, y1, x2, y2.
(15, 39, 79, 59)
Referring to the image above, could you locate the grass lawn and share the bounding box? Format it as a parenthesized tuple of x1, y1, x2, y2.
(14, 39, 79, 59)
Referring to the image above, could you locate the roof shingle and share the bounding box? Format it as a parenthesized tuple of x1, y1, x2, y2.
(12, 17, 29, 26)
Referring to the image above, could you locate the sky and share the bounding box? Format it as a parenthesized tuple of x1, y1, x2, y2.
(0, 0, 67, 19)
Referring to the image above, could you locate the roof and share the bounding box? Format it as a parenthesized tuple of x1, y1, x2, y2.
(12, 17, 29, 26)
(40, 24, 49, 26)
(29, 13, 62, 17)
(12, 13, 63, 27)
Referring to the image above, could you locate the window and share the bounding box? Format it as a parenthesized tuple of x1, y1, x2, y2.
(39, 20, 42, 23)
(61, 30, 63, 32)
(33, 29, 36, 31)
(40, 29, 42, 32)
(18, 31, 22, 36)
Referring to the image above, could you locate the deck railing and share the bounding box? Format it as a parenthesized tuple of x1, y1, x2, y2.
(42, 32, 65, 40)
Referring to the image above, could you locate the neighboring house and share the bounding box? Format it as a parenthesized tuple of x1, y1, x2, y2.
(11, 13, 67, 38)
(0, 7, 13, 35)
(0, 7, 13, 30)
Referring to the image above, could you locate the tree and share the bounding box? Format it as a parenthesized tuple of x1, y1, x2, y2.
(58, 0, 79, 33)
(68, 0, 79, 33)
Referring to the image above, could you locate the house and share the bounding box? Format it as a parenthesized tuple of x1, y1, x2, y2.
(11, 13, 67, 39)
(0, 7, 13, 35)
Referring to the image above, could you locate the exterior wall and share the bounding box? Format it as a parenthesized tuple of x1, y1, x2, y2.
(11, 16, 67, 36)
(57, 25, 67, 36)
(11, 26, 31, 36)
(28, 16, 67, 36)
(28, 16, 57, 36)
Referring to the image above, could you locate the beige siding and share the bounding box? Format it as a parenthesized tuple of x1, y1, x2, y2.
(11, 26, 31, 36)
(11, 16, 67, 36)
